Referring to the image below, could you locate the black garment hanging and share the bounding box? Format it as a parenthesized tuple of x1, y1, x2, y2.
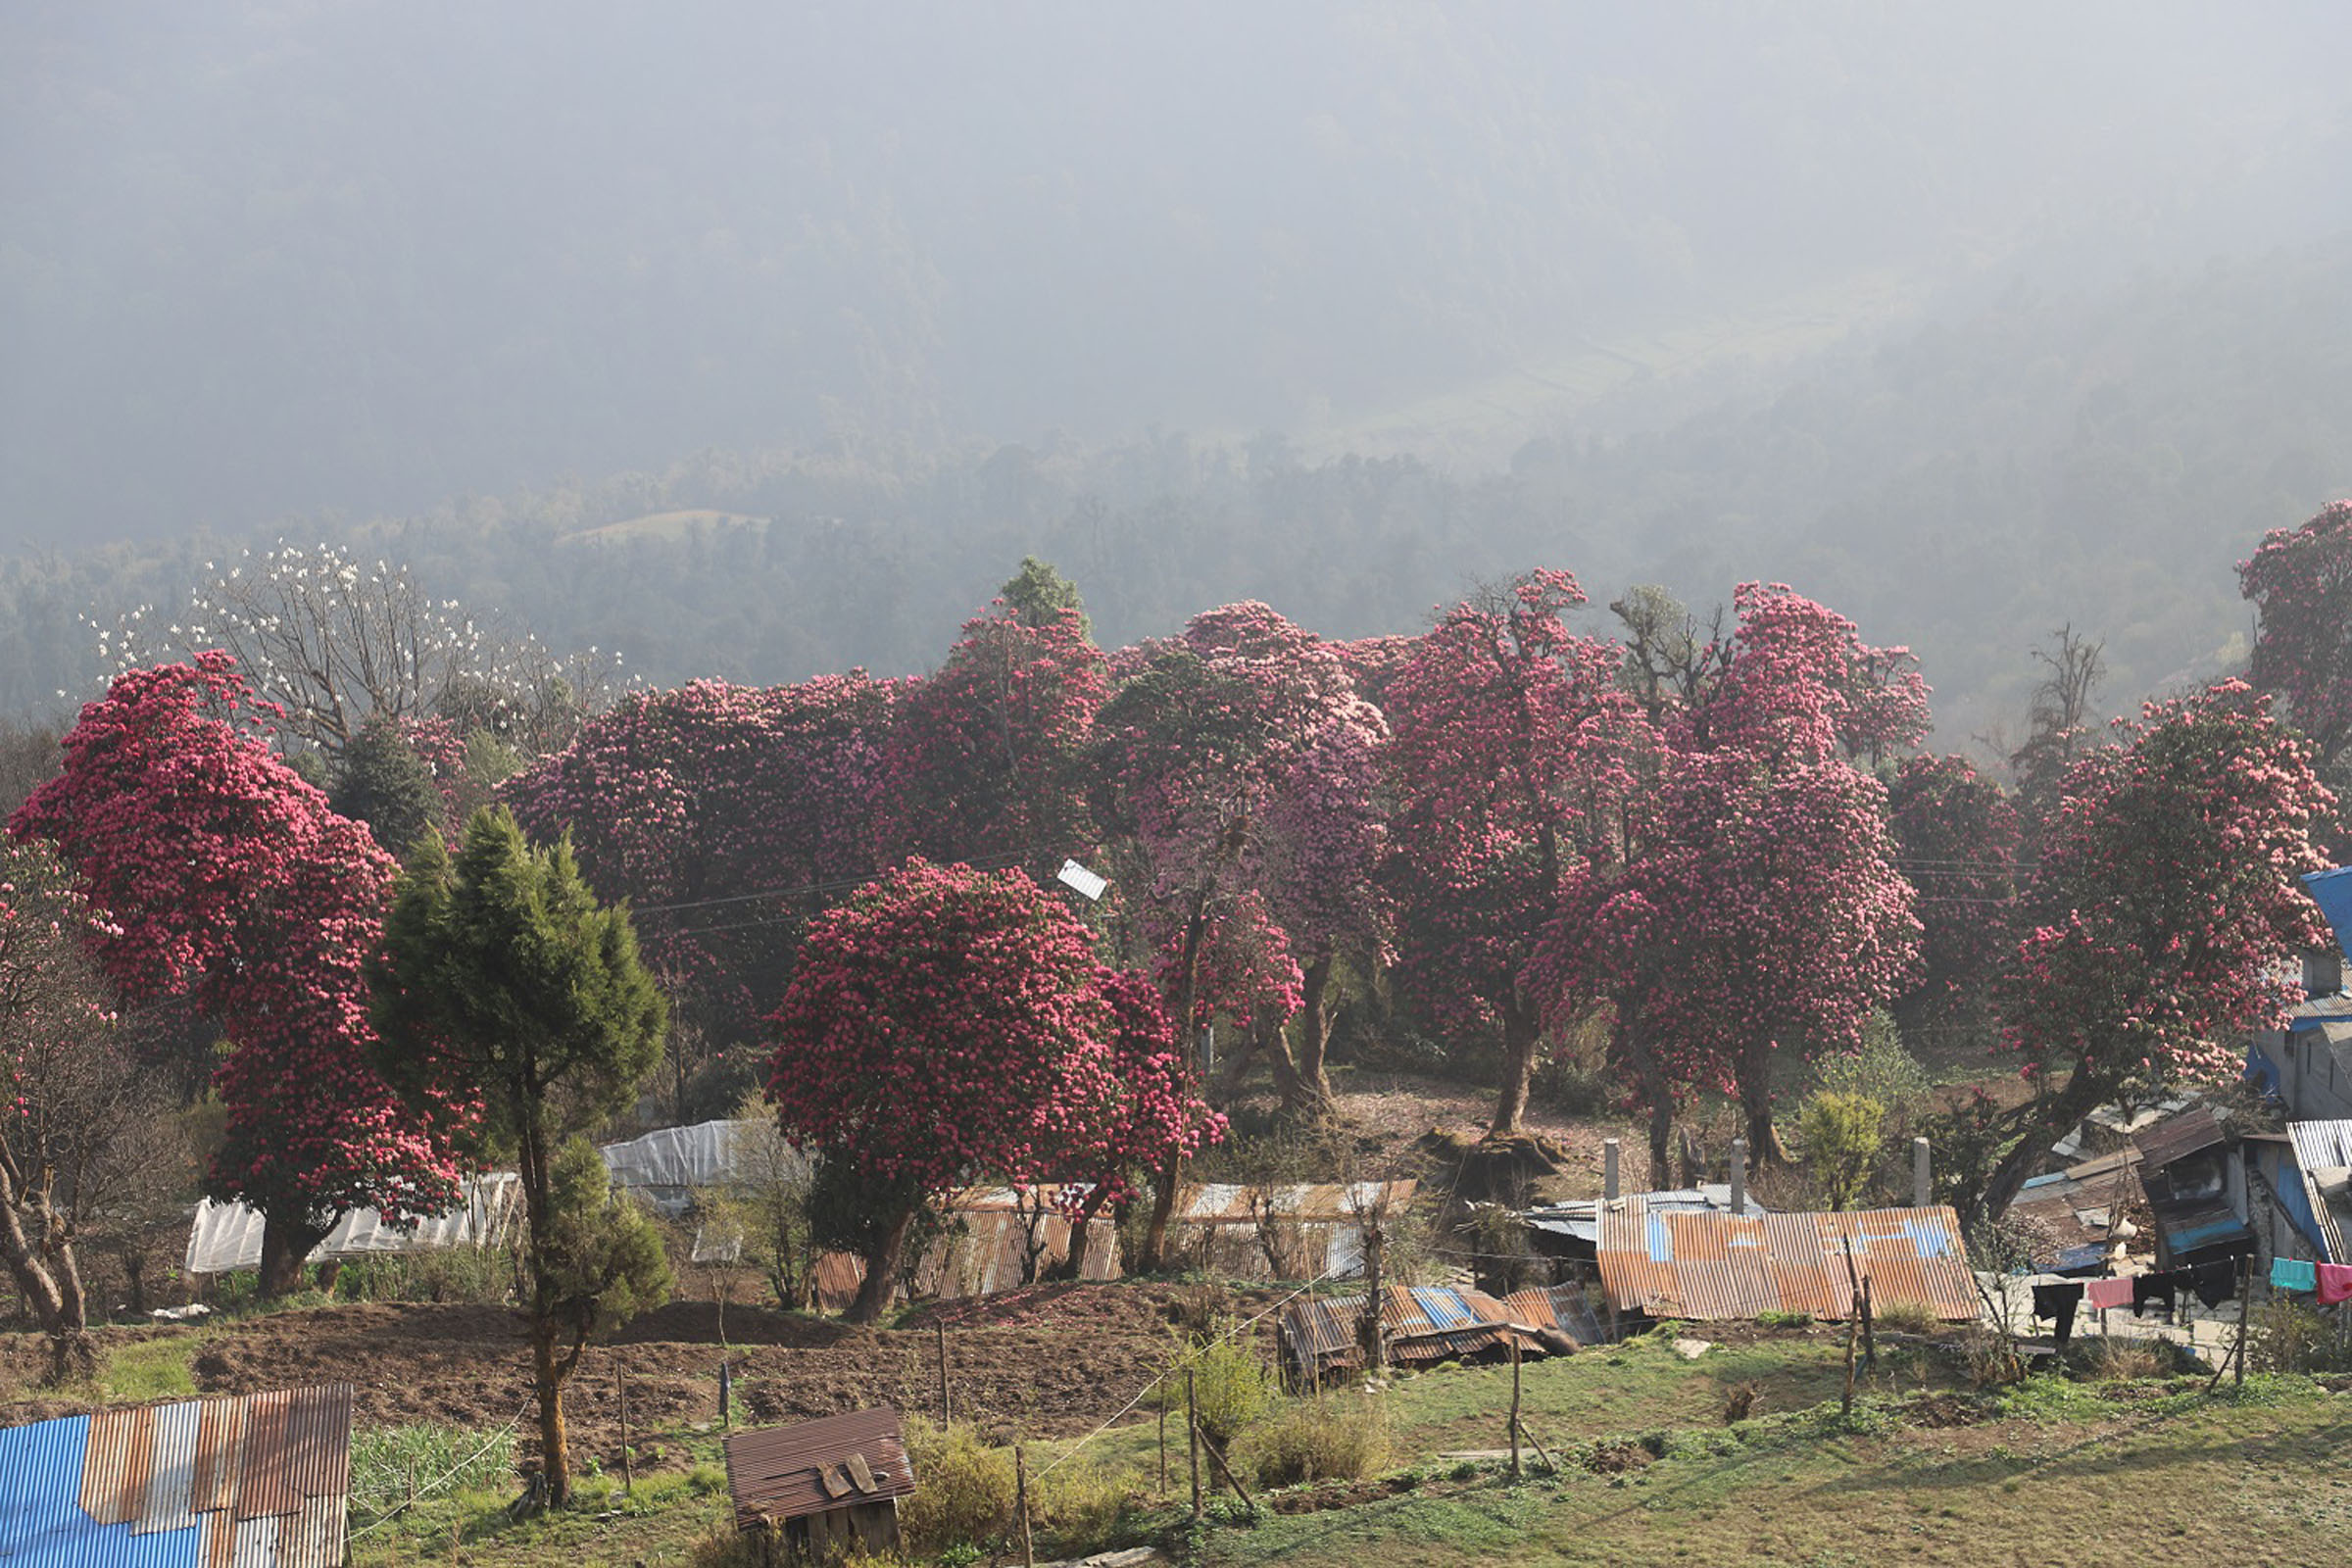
(2190, 1257, 2238, 1310)
(2032, 1280, 2084, 1350)
(2132, 1270, 2182, 1317)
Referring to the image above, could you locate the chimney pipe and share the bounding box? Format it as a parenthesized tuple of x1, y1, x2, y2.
(1603, 1139, 1621, 1202)
(1913, 1137, 1932, 1209)
(1729, 1138, 1746, 1215)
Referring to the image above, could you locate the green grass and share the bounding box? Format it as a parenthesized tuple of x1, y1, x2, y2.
(1191, 1374, 2352, 1567)
(347, 1432, 735, 1567)
(92, 1336, 199, 1401)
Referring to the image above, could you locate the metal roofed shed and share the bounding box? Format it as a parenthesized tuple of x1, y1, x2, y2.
(1595, 1202, 1978, 1324)
(723, 1406, 914, 1558)
(1277, 1282, 1605, 1380)
(1520, 1186, 1769, 1260)
(2133, 1106, 2255, 1270)
(0, 1383, 354, 1566)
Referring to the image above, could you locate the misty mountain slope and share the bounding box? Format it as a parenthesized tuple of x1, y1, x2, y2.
(4, 249, 2345, 752)
(5, 2, 2343, 551)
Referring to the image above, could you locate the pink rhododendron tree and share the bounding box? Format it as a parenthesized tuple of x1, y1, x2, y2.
(879, 601, 1109, 874)
(1886, 754, 2022, 1043)
(1384, 570, 1654, 1134)
(764, 859, 1213, 1320)
(9, 655, 464, 1292)
(1982, 680, 2337, 1224)
(504, 674, 900, 1112)
(2240, 499, 2352, 792)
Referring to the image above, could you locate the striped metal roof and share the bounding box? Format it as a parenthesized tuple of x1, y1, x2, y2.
(1596, 1202, 1977, 1323)
(0, 1384, 352, 1567)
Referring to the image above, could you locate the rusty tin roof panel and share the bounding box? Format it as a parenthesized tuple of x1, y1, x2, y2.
(0, 1385, 353, 1566)
(724, 1406, 915, 1529)
(1502, 1282, 1609, 1345)
(1597, 1205, 1975, 1322)
(2134, 1106, 2229, 1170)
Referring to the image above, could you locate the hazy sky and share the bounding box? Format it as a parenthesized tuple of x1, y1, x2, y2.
(4, 1, 2347, 550)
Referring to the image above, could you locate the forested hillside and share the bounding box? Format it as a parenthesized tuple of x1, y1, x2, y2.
(7, 250, 2345, 744)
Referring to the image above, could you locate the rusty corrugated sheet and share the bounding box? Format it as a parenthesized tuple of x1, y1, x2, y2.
(723, 1406, 915, 1530)
(1502, 1282, 1609, 1346)
(79, 1402, 153, 1525)
(237, 1388, 296, 1521)
(1597, 1201, 1976, 1323)
(192, 1396, 249, 1515)
(2134, 1105, 2229, 1170)
(2, 1385, 353, 1565)
(1279, 1285, 1553, 1374)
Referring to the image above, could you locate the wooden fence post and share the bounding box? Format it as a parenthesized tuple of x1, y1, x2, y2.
(937, 1320, 952, 1423)
(1187, 1369, 1201, 1521)
(1015, 1444, 1034, 1568)
(1508, 1337, 1523, 1481)
(617, 1356, 632, 1494)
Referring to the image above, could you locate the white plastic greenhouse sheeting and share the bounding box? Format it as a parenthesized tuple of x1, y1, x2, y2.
(183, 1173, 523, 1275)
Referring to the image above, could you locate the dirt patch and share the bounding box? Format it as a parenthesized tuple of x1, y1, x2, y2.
(1584, 1441, 1654, 1474)
(1901, 1392, 1991, 1428)
(0, 1281, 1241, 1476)
(1266, 1474, 1423, 1514)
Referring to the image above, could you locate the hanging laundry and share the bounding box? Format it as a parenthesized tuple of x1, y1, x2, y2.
(2272, 1257, 2319, 1293)
(2190, 1257, 2238, 1309)
(2083, 1276, 2133, 1311)
(2319, 1262, 2352, 1306)
(2131, 1271, 2181, 1317)
(2031, 1280, 2084, 1350)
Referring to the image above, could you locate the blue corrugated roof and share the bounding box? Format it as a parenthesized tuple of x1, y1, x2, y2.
(0, 1411, 210, 1567)
(2302, 867, 2352, 956)
(1409, 1287, 1477, 1330)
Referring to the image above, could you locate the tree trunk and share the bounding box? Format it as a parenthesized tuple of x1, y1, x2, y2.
(531, 1317, 572, 1507)
(1287, 958, 1339, 1118)
(1492, 1005, 1542, 1135)
(1971, 1067, 2115, 1233)
(1138, 1159, 1182, 1275)
(1737, 1038, 1789, 1166)
(1047, 1183, 1113, 1283)
(258, 1206, 330, 1298)
(846, 1204, 915, 1325)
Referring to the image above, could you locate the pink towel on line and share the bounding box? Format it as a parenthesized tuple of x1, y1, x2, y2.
(2083, 1277, 2133, 1310)
(2319, 1262, 2352, 1306)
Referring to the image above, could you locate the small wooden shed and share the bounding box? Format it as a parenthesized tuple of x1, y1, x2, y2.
(722, 1405, 916, 1560)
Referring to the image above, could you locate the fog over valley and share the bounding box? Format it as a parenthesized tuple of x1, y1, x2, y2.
(4, 0, 2350, 743)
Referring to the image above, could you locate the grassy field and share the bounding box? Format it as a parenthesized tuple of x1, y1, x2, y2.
(324, 1318, 2352, 1567)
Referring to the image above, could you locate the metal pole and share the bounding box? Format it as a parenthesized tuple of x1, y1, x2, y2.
(719, 1360, 731, 1429)
(1730, 1138, 1746, 1214)
(1603, 1138, 1621, 1202)
(1913, 1137, 1932, 1210)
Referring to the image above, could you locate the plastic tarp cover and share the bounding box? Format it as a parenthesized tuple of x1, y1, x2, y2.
(183, 1174, 521, 1275)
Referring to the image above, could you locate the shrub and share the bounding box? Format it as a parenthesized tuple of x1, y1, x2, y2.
(1754, 1310, 1812, 1330)
(1237, 1394, 1391, 1488)
(1152, 1327, 1275, 1449)
(2249, 1297, 2352, 1374)
(1797, 1092, 1885, 1211)
(1873, 1299, 1936, 1336)
(897, 1418, 1012, 1556)
(1035, 1457, 1129, 1555)
(348, 1421, 519, 1520)
(2088, 1337, 2164, 1381)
